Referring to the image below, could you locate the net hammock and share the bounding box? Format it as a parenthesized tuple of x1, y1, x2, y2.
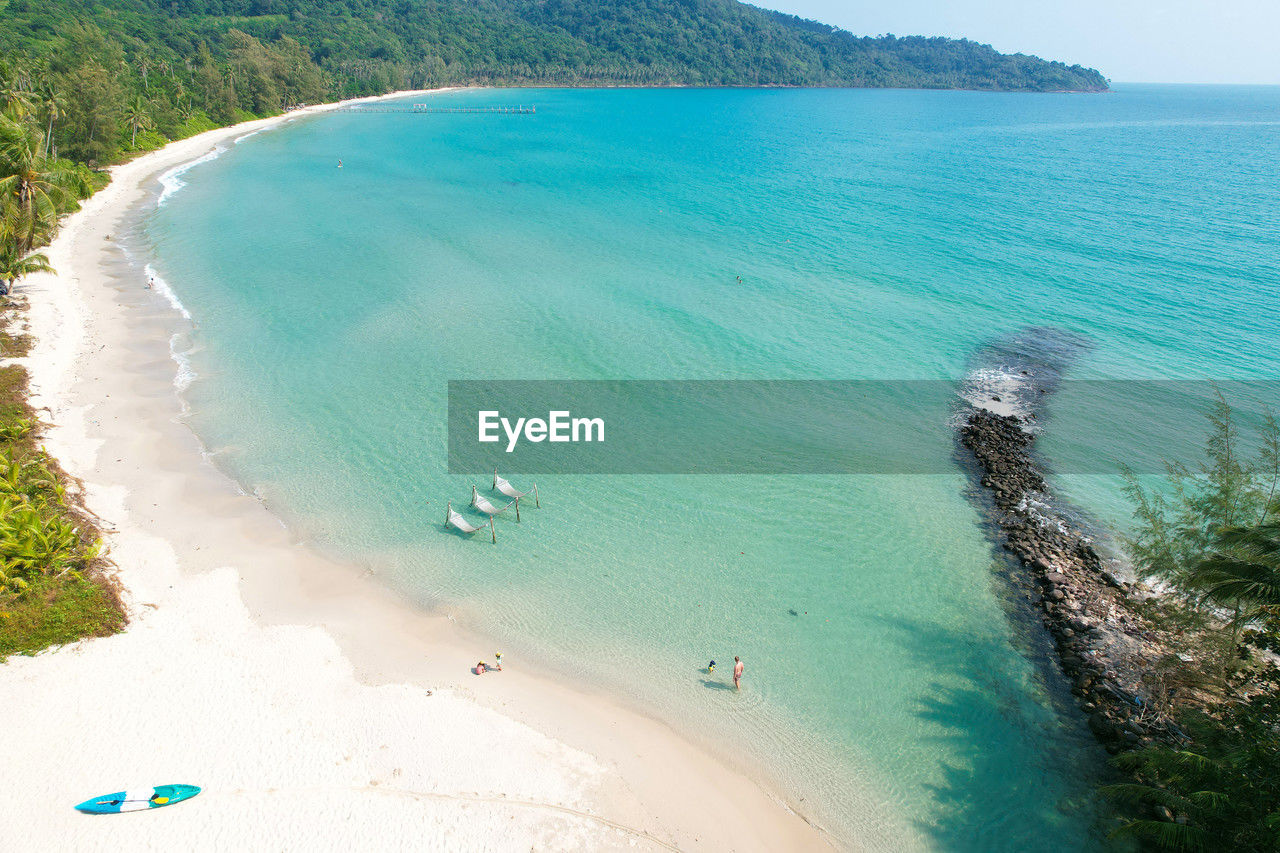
(445, 501, 496, 542)
(493, 470, 540, 507)
(472, 485, 513, 517)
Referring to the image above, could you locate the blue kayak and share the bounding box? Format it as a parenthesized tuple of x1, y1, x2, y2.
(76, 784, 201, 814)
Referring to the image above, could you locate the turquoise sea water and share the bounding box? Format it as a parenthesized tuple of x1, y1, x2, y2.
(141, 86, 1280, 850)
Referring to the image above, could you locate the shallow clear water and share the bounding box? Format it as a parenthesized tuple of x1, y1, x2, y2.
(142, 85, 1280, 850)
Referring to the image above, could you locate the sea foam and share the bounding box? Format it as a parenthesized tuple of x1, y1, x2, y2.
(143, 264, 192, 321)
(959, 366, 1035, 420)
(146, 267, 198, 394)
(157, 145, 227, 207)
(168, 332, 197, 394)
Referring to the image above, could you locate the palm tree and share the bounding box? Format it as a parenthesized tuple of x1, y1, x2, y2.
(0, 244, 53, 297)
(1186, 522, 1280, 681)
(1103, 685, 1280, 852)
(173, 83, 194, 123)
(137, 49, 153, 94)
(124, 95, 154, 149)
(1188, 522, 1280, 622)
(0, 197, 53, 264)
(0, 117, 67, 254)
(39, 87, 66, 158)
(0, 64, 35, 121)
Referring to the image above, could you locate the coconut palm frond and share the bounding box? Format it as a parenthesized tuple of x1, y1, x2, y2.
(1110, 819, 1209, 852)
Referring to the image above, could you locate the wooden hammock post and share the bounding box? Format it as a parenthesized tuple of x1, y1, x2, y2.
(471, 484, 478, 507)
(490, 517, 496, 544)
(533, 483, 540, 508)
(445, 501, 451, 526)
(515, 496, 520, 522)
(494, 467, 499, 491)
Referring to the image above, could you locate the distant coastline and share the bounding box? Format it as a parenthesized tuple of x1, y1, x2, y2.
(4, 2, 1108, 177)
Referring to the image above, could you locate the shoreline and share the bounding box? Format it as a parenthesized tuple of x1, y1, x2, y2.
(0, 89, 831, 850)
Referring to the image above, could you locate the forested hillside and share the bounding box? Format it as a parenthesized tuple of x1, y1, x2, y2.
(1, 0, 1107, 166)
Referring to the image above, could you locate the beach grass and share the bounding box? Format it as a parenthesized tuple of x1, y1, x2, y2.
(0, 332, 31, 359)
(0, 314, 125, 661)
(0, 572, 124, 659)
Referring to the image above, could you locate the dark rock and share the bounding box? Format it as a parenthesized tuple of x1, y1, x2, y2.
(958, 400, 1171, 759)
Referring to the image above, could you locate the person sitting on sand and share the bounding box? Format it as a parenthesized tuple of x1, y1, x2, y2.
(475, 661, 487, 674)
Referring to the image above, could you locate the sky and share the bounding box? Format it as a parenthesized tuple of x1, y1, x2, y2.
(755, 0, 1280, 84)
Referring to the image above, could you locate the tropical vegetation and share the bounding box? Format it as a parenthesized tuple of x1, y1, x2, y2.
(0, 0, 1105, 168)
(0, 66, 120, 659)
(0, 332, 122, 659)
(1110, 395, 1280, 850)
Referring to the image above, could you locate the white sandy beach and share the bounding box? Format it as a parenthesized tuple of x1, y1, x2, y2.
(0, 90, 830, 851)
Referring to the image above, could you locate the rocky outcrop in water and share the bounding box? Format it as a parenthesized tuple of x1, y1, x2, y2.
(960, 408, 1186, 753)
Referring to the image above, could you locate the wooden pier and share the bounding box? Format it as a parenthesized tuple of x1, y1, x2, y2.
(340, 104, 535, 115)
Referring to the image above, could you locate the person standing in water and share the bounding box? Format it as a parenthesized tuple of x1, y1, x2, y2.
(733, 656, 744, 690)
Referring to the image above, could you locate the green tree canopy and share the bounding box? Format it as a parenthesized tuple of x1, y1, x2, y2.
(0, 0, 1107, 167)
